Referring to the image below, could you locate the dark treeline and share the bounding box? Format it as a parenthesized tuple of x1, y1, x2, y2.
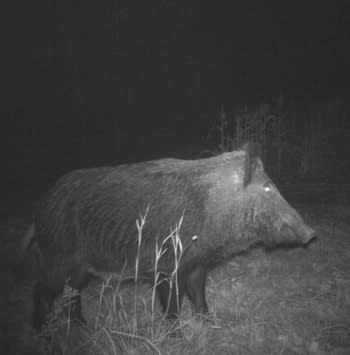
(5, 1, 350, 187)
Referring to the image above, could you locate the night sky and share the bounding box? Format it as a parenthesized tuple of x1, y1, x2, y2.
(5, 1, 350, 185)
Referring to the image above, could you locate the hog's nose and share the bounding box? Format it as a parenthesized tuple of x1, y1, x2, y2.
(303, 227, 316, 244)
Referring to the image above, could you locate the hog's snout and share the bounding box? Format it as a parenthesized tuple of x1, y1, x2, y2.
(280, 206, 316, 245)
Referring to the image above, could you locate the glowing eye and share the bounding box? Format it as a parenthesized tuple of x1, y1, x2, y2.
(264, 183, 272, 192)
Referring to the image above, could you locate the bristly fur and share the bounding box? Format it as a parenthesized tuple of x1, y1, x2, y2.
(25, 142, 315, 330)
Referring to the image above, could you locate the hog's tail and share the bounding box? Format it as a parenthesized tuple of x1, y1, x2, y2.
(19, 223, 36, 257)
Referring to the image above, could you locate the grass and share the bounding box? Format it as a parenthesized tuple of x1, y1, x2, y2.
(32, 209, 187, 354)
(2, 200, 350, 354)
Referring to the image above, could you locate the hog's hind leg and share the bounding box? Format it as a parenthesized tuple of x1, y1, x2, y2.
(65, 262, 94, 325)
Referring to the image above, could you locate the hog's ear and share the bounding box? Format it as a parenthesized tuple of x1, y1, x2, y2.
(242, 142, 261, 187)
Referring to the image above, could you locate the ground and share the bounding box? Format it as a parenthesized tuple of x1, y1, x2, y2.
(1, 185, 350, 354)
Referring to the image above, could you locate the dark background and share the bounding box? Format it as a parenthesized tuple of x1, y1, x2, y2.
(4, 1, 350, 188)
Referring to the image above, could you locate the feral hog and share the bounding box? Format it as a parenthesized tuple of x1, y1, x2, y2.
(23, 142, 315, 330)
